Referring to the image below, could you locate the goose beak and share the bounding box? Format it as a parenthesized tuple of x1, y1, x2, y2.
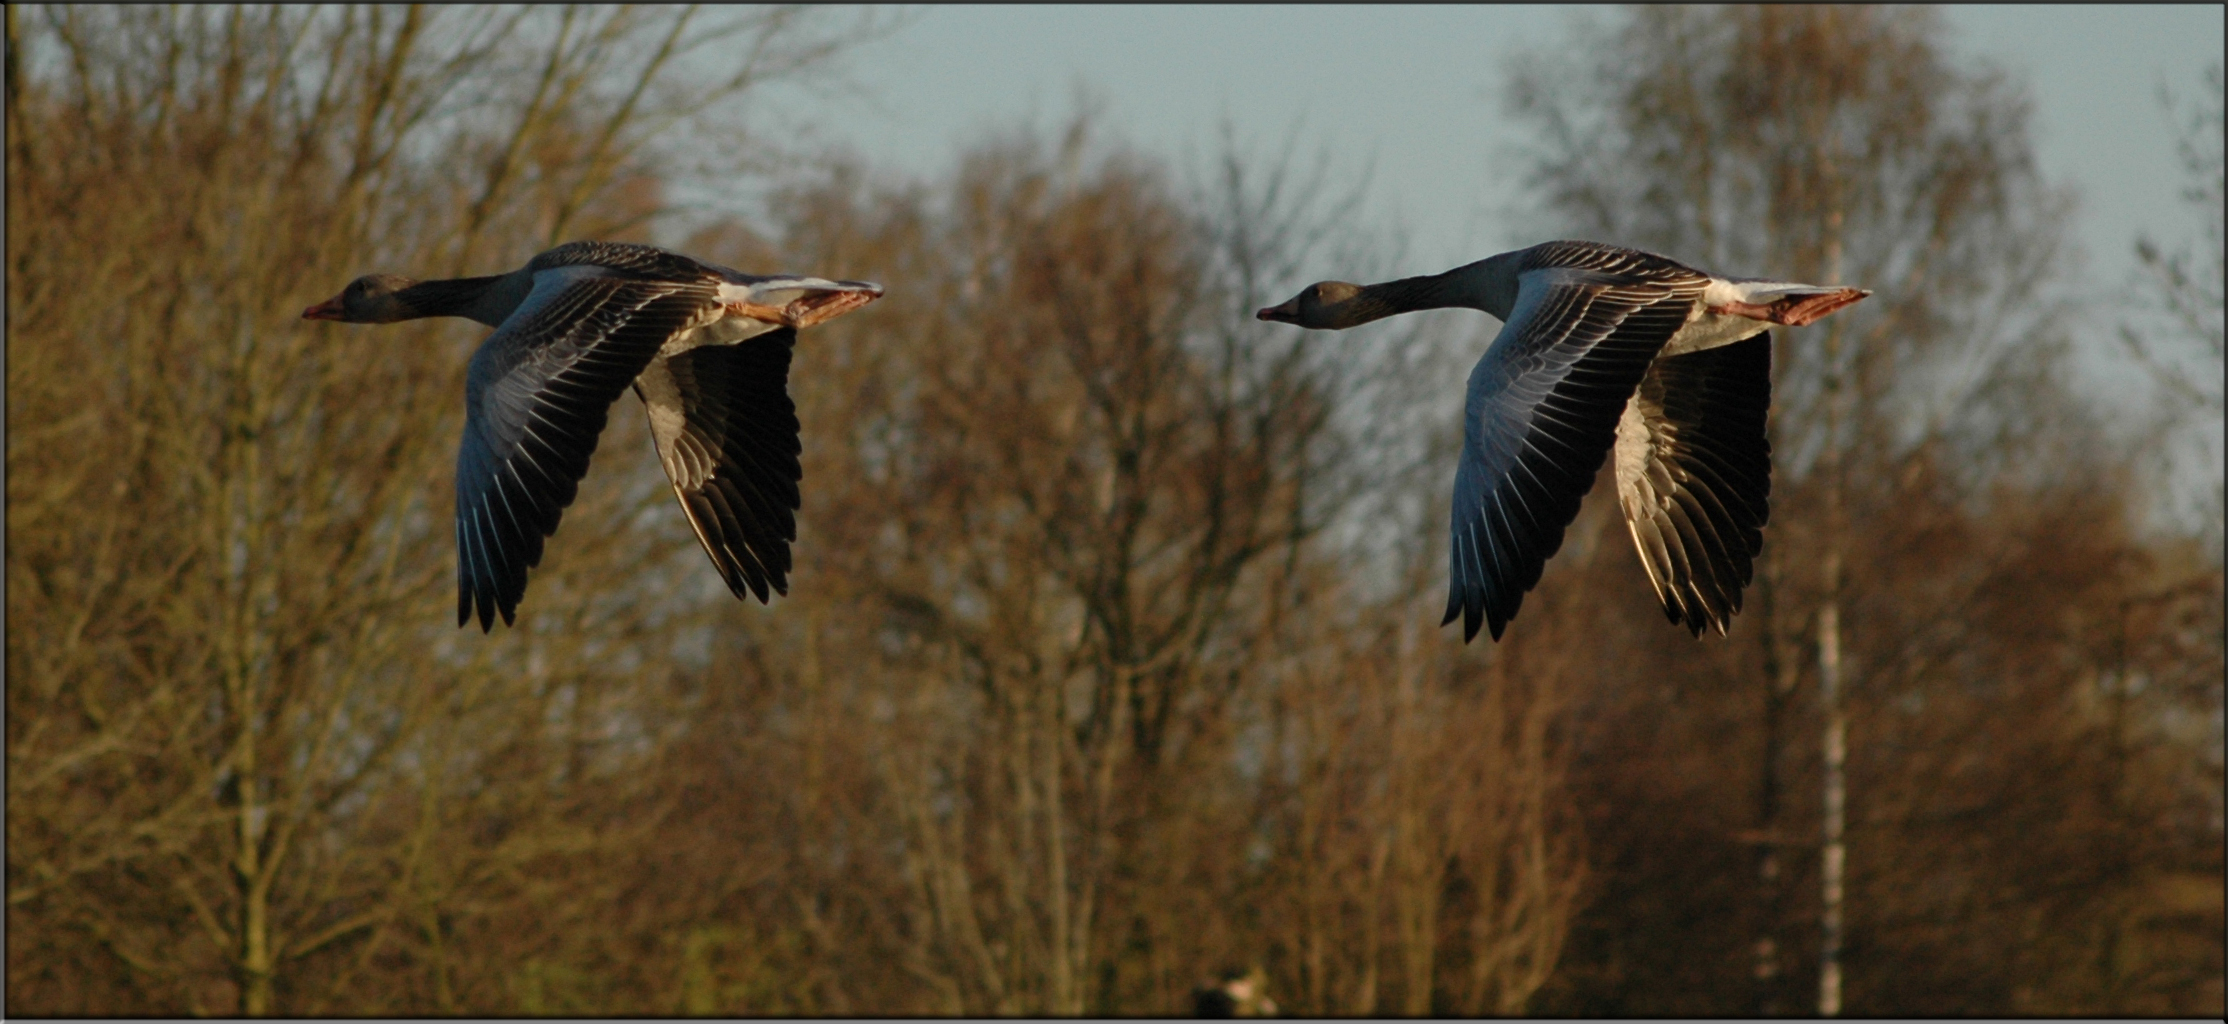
(1257, 297, 1300, 323)
(302, 297, 345, 321)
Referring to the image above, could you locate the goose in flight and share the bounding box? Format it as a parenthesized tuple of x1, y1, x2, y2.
(304, 241, 882, 631)
(1259, 240, 1868, 642)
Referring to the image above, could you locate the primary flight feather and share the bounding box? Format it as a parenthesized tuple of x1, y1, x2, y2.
(1259, 240, 1867, 641)
(304, 241, 883, 630)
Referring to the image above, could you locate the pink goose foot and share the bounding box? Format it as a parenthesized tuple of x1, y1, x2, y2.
(1707, 287, 1871, 327)
(727, 289, 880, 329)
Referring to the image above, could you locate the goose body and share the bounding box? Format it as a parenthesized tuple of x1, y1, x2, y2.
(1259, 240, 1869, 642)
(304, 241, 882, 630)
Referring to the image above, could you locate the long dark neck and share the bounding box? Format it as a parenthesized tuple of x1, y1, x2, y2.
(397, 274, 509, 326)
(1329, 271, 1470, 327)
(1366, 253, 1519, 322)
(1361, 272, 1467, 314)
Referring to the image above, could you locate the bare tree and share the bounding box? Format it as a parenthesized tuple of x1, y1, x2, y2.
(642, 114, 1589, 1016)
(5, 6, 868, 1015)
(1510, 3, 2060, 1014)
(2121, 60, 2224, 554)
(774, 118, 1382, 1014)
(1504, 6, 2221, 1016)
(2123, 61, 2225, 417)
(14, 9, 1599, 1017)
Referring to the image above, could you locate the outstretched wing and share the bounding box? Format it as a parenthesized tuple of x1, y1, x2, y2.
(455, 267, 714, 630)
(634, 329, 804, 604)
(1614, 330, 1773, 636)
(1445, 265, 1703, 641)
(528, 240, 729, 282)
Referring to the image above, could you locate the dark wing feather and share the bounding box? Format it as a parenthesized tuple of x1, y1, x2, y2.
(1615, 331, 1773, 636)
(1444, 264, 1705, 641)
(528, 240, 729, 282)
(1523, 239, 1715, 281)
(634, 329, 804, 604)
(455, 270, 713, 630)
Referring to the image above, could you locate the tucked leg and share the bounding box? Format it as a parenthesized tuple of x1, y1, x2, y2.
(1707, 287, 1869, 327)
(785, 289, 880, 328)
(724, 300, 794, 326)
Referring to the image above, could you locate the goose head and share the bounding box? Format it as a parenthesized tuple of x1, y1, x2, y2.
(302, 274, 425, 323)
(1256, 281, 1396, 330)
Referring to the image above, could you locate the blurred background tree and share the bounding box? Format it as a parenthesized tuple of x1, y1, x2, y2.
(7, 3, 2219, 1017)
(4, 4, 877, 1014)
(6, 4, 1579, 1015)
(2122, 59, 2224, 561)
(1505, 6, 2222, 1015)
(2124, 60, 2224, 418)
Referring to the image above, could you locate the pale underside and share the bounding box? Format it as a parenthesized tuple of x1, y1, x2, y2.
(453, 249, 879, 629)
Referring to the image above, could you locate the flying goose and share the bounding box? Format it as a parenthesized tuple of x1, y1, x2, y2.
(1259, 240, 1868, 642)
(304, 241, 883, 631)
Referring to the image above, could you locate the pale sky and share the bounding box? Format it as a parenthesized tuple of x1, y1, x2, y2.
(751, 4, 2223, 532)
(770, 5, 2220, 285)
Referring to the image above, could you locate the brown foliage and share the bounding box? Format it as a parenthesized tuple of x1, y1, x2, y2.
(10, 5, 2215, 1018)
(1509, 5, 2224, 1016)
(5, 4, 871, 1015)
(6, 8, 1580, 1016)
(578, 121, 1587, 1016)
